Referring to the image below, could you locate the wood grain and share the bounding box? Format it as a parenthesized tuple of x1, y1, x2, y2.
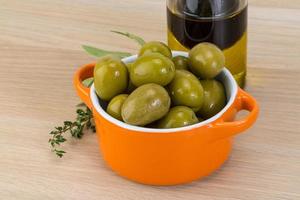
(0, 0, 299, 199)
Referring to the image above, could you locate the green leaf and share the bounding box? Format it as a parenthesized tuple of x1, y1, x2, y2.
(76, 109, 84, 115)
(82, 78, 94, 88)
(56, 153, 63, 158)
(49, 131, 57, 135)
(111, 30, 146, 46)
(54, 149, 66, 158)
(64, 121, 73, 126)
(82, 45, 132, 58)
(55, 127, 63, 131)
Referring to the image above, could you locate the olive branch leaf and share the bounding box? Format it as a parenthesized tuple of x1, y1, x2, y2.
(110, 30, 146, 46)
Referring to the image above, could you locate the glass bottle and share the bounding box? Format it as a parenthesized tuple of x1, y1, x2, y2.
(167, 0, 248, 87)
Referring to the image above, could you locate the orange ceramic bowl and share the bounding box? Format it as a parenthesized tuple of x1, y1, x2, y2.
(74, 51, 259, 185)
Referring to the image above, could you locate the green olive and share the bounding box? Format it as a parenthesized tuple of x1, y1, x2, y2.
(172, 55, 189, 70)
(106, 94, 128, 121)
(189, 43, 225, 79)
(94, 55, 119, 72)
(130, 53, 175, 87)
(138, 41, 172, 58)
(121, 83, 171, 126)
(94, 55, 128, 101)
(197, 80, 226, 119)
(157, 106, 199, 128)
(168, 70, 204, 108)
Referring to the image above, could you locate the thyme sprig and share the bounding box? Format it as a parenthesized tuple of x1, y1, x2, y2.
(49, 78, 96, 158)
(48, 105, 96, 158)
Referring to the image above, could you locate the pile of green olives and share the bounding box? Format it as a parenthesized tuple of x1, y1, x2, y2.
(94, 41, 226, 129)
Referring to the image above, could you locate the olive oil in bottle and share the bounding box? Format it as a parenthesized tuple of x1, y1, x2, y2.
(167, 0, 248, 87)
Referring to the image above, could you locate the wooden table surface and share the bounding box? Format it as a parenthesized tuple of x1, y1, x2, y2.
(1, 0, 300, 199)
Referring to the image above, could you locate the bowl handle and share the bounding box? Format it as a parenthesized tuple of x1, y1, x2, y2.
(73, 63, 96, 109)
(209, 88, 259, 142)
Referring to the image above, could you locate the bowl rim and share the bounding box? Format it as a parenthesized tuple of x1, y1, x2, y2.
(90, 51, 238, 133)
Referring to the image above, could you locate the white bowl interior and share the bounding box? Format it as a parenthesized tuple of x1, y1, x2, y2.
(90, 51, 238, 133)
